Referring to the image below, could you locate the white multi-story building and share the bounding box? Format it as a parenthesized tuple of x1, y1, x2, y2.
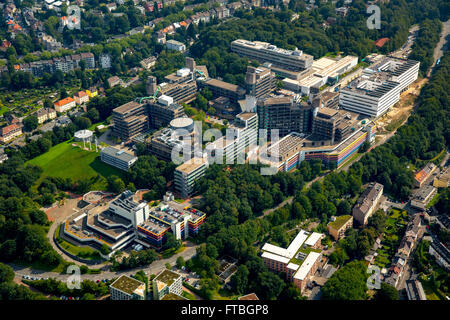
(339, 57, 419, 117)
(166, 39, 186, 52)
(231, 39, 314, 71)
(152, 269, 183, 300)
(110, 275, 145, 300)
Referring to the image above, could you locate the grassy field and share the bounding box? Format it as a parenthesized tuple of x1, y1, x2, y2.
(27, 140, 125, 190)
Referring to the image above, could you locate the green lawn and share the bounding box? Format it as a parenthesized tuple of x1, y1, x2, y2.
(27, 140, 125, 190)
(0, 105, 9, 116)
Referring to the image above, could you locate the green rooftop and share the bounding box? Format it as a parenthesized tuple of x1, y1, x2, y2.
(328, 215, 352, 230)
(161, 292, 188, 300)
(110, 275, 144, 295)
(154, 269, 181, 286)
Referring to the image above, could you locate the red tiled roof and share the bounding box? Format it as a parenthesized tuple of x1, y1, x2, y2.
(1, 124, 20, 136)
(375, 38, 389, 48)
(54, 97, 75, 106)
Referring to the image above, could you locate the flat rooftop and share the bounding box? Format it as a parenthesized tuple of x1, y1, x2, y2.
(112, 101, 144, 114)
(175, 157, 207, 175)
(101, 146, 137, 163)
(110, 275, 144, 295)
(154, 269, 181, 286)
(328, 215, 352, 230)
(204, 78, 241, 93)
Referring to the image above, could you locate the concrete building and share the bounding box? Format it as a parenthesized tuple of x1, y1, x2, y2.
(112, 101, 148, 141)
(405, 280, 427, 300)
(339, 57, 419, 117)
(166, 39, 186, 52)
(352, 182, 383, 226)
(147, 117, 196, 162)
(410, 185, 437, 210)
(200, 78, 246, 104)
(148, 96, 186, 129)
(100, 146, 138, 171)
(174, 157, 208, 198)
(433, 168, 449, 188)
(140, 56, 157, 69)
(261, 229, 323, 293)
(414, 163, 437, 188)
(136, 192, 206, 246)
(0, 124, 22, 143)
(35, 107, 56, 124)
(327, 215, 353, 241)
(204, 112, 258, 165)
(245, 66, 276, 98)
(256, 96, 313, 138)
(312, 91, 340, 110)
(429, 238, 450, 271)
(54, 97, 76, 113)
(152, 270, 183, 300)
(231, 39, 313, 72)
(312, 108, 355, 144)
(110, 275, 145, 300)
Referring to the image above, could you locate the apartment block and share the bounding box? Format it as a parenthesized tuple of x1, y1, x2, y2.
(112, 101, 148, 141)
(166, 39, 186, 52)
(73, 91, 89, 105)
(35, 107, 56, 124)
(327, 215, 353, 241)
(410, 185, 437, 210)
(54, 97, 76, 113)
(352, 182, 383, 226)
(100, 146, 138, 171)
(231, 39, 313, 71)
(0, 124, 22, 143)
(110, 275, 145, 300)
(414, 163, 437, 188)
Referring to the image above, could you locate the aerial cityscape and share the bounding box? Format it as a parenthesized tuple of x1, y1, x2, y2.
(0, 0, 448, 312)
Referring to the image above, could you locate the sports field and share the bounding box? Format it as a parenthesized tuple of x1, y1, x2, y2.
(27, 140, 125, 189)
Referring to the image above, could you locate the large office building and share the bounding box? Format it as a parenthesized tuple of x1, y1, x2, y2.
(152, 270, 183, 300)
(146, 69, 198, 104)
(311, 108, 356, 144)
(256, 96, 313, 138)
(147, 117, 197, 162)
(245, 66, 276, 98)
(199, 78, 246, 104)
(261, 229, 323, 293)
(112, 101, 148, 141)
(352, 182, 384, 226)
(147, 95, 186, 130)
(204, 112, 258, 164)
(339, 57, 419, 117)
(63, 190, 206, 253)
(231, 39, 313, 72)
(110, 275, 146, 300)
(136, 192, 206, 247)
(174, 157, 208, 198)
(100, 146, 138, 171)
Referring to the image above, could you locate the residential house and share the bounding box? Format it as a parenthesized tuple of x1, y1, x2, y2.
(54, 97, 76, 113)
(35, 108, 57, 124)
(73, 91, 89, 105)
(0, 124, 22, 143)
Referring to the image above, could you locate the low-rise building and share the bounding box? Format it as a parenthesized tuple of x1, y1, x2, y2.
(166, 39, 186, 52)
(410, 185, 437, 210)
(140, 56, 157, 69)
(152, 269, 183, 300)
(327, 215, 353, 241)
(35, 107, 56, 124)
(100, 146, 138, 171)
(73, 91, 89, 105)
(429, 238, 450, 271)
(352, 182, 383, 226)
(405, 280, 427, 300)
(261, 229, 323, 293)
(433, 168, 449, 188)
(414, 163, 437, 188)
(54, 97, 76, 113)
(0, 124, 22, 143)
(110, 275, 145, 300)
